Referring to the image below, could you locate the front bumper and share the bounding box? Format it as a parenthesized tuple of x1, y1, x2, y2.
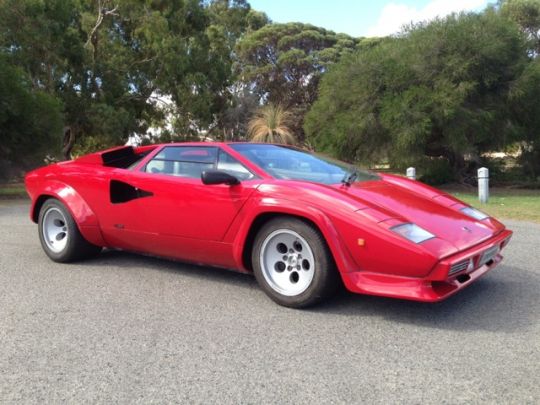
(341, 229, 513, 302)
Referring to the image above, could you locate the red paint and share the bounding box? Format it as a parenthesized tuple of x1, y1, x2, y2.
(25, 142, 513, 302)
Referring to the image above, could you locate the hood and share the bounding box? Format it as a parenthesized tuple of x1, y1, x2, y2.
(333, 181, 503, 251)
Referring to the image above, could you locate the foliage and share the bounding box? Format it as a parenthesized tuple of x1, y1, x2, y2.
(501, 0, 540, 179)
(0, 0, 254, 161)
(248, 104, 296, 144)
(507, 58, 540, 179)
(1, 0, 540, 187)
(418, 159, 456, 185)
(0, 56, 63, 179)
(205, 3, 269, 141)
(236, 22, 360, 137)
(213, 85, 259, 140)
(305, 11, 529, 180)
(499, 0, 540, 54)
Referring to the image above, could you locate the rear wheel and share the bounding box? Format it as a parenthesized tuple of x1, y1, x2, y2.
(38, 199, 102, 262)
(252, 217, 339, 308)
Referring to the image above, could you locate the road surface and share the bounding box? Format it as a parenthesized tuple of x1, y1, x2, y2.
(0, 200, 538, 403)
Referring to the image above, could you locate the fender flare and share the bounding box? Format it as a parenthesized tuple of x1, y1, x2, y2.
(227, 197, 359, 275)
(31, 180, 106, 247)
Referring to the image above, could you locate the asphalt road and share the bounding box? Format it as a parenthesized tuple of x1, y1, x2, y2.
(0, 200, 539, 404)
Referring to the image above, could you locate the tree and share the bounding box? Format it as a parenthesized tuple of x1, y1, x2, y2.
(216, 85, 259, 140)
(305, 11, 528, 181)
(236, 23, 360, 138)
(499, 0, 540, 54)
(508, 58, 540, 178)
(0, 56, 63, 179)
(206, 0, 267, 45)
(248, 104, 296, 144)
(498, 1, 540, 177)
(0, 0, 254, 158)
(205, 1, 269, 140)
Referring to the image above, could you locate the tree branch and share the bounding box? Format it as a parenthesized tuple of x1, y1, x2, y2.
(84, 0, 119, 48)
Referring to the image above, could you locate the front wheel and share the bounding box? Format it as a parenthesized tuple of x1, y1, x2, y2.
(38, 199, 102, 263)
(252, 217, 339, 308)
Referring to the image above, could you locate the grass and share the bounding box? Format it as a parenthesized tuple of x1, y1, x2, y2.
(447, 187, 540, 223)
(0, 183, 27, 199)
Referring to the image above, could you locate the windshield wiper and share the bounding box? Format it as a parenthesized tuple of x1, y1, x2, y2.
(341, 169, 358, 187)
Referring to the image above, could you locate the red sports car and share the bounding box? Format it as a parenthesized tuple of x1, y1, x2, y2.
(25, 142, 512, 307)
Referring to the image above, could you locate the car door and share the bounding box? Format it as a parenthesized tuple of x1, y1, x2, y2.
(101, 145, 261, 264)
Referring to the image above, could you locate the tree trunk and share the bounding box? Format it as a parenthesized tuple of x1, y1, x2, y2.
(447, 150, 471, 184)
(62, 126, 76, 160)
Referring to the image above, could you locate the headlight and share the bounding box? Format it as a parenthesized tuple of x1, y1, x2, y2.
(460, 206, 489, 221)
(390, 223, 435, 244)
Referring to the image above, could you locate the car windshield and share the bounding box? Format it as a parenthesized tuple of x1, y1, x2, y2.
(229, 144, 379, 185)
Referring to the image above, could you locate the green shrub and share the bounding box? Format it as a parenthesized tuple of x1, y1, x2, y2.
(418, 159, 456, 185)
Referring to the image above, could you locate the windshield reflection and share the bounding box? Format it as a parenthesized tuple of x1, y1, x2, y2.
(230, 144, 379, 185)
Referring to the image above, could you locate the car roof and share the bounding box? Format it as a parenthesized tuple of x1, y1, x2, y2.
(145, 142, 292, 148)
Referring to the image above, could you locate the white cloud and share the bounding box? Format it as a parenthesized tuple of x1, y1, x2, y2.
(367, 0, 487, 37)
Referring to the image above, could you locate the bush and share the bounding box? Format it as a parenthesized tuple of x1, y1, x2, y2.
(418, 159, 456, 185)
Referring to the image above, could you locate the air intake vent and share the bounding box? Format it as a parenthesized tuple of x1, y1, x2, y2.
(110, 180, 153, 204)
(449, 260, 469, 275)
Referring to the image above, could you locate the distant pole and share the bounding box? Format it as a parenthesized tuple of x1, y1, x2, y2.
(478, 167, 489, 204)
(406, 167, 416, 180)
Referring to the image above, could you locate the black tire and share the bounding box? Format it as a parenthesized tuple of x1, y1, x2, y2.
(252, 217, 339, 308)
(38, 198, 102, 263)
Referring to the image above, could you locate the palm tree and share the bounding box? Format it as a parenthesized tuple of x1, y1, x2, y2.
(248, 104, 296, 144)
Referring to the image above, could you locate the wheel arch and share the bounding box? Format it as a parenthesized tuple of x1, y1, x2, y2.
(235, 206, 359, 276)
(31, 181, 106, 247)
(32, 194, 53, 223)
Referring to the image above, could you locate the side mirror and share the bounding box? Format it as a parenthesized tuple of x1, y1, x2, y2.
(201, 170, 240, 186)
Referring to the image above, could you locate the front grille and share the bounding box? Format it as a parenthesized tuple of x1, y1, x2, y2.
(449, 260, 469, 275)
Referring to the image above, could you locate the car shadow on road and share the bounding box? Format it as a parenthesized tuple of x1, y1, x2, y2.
(311, 265, 539, 333)
(82, 249, 258, 289)
(82, 251, 537, 333)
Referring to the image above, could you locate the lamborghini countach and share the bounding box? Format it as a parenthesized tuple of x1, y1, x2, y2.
(25, 143, 512, 307)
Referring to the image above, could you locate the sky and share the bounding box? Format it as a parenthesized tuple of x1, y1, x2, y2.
(248, 0, 490, 37)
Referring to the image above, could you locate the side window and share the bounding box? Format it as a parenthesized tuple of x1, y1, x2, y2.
(145, 146, 217, 179)
(217, 150, 256, 181)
